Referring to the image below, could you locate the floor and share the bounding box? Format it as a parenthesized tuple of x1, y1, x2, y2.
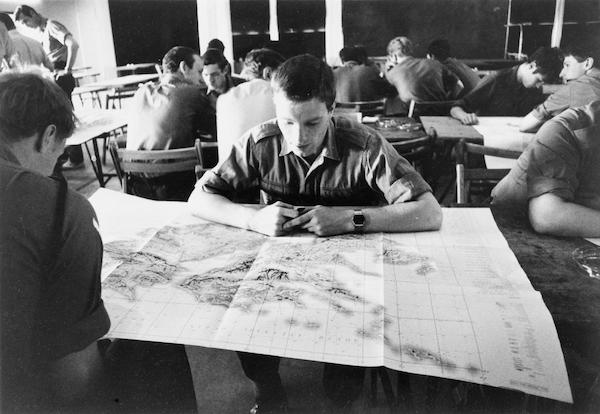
(67, 149, 497, 414)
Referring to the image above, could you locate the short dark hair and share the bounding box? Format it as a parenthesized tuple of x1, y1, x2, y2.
(354, 45, 369, 65)
(202, 48, 229, 71)
(0, 72, 75, 147)
(0, 13, 16, 31)
(528, 46, 563, 82)
(14, 4, 38, 21)
(162, 46, 199, 74)
(207, 38, 225, 53)
(271, 54, 335, 110)
(243, 48, 285, 78)
(339, 46, 362, 64)
(427, 39, 451, 61)
(562, 43, 597, 66)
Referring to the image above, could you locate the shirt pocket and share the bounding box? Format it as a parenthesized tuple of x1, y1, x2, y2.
(320, 184, 380, 206)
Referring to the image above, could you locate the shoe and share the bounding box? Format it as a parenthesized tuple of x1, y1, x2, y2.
(249, 401, 288, 414)
(62, 160, 85, 170)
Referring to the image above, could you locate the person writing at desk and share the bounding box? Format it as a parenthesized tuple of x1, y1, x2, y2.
(492, 101, 600, 237)
(189, 54, 441, 412)
(450, 47, 563, 125)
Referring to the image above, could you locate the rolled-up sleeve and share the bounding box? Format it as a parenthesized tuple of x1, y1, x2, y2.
(526, 120, 579, 201)
(530, 86, 572, 121)
(455, 73, 498, 113)
(198, 132, 260, 200)
(47, 20, 71, 44)
(365, 135, 431, 204)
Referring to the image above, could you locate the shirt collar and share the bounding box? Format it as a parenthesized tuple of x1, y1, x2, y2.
(161, 72, 193, 86)
(206, 75, 234, 96)
(278, 118, 340, 161)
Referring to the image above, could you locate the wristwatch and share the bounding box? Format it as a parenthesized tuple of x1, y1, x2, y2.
(352, 210, 365, 232)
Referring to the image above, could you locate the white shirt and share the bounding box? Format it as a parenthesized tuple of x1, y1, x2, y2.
(9, 30, 51, 69)
(216, 79, 276, 161)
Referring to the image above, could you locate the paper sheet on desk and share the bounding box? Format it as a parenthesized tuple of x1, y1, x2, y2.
(90, 190, 572, 403)
(586, 238, 600, 246)
(89, 189, 186, 280)
(472, 117, 535, 169)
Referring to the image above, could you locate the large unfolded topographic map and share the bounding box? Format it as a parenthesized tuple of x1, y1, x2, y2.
(91, 189, 572, 403)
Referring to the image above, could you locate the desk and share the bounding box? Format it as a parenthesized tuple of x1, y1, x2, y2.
(77, 73, 158, 92)
(420, 116, 483, 143)
(471, 117, 534, 169)
(90, 189, 572, 404)
(67, 110, 127, 186)
(365, 117, 427, 141)
(492, 206, 600, 410)
(73, 69, 101, 86)
(460, 59, 521, 70)
(116, 63, 158, 75)
(76, 74, 159, 108)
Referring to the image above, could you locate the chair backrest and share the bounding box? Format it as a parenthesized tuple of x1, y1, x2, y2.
(109, 139, 205, 194)
(335, 99, 386, 116)
(389, 132, 435, 182)
(455, 139, 522, 205)
(407, 99, 457, 119)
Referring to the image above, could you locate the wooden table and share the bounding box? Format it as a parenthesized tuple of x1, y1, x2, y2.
(492, 206, 600, 411)
(116, 63, 158, 75)
(364, 117, 428, 141)
(75, 74, 159, 108)
(420, 116, 483, 143)
(67, 109, 128, 186)
(78, 73, 158, 91)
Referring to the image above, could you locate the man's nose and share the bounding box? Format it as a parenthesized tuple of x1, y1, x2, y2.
(559, 68, 566, 80)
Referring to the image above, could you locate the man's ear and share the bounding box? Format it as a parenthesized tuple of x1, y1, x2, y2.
(262, 67, 273, 80)
(38, 124, 57, 153)
(179, 60, 188, 75)
(584, 57, 594, 71)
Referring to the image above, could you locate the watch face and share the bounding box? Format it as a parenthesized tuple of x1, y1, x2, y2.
(353, 212, 365, 226)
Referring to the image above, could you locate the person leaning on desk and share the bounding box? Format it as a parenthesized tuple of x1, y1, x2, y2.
(0, 72, 110, 412)
(492, 101, 600, 237)
(188, 54, 442, 413)
(450, 46, 563, 125)
(519, 43, 600, 133)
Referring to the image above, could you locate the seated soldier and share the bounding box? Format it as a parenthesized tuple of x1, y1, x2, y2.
(126, 46, 216, 200)
(492, 101, 600, 237)
(202, 47, 244, 112)
(189, 54, 441, 413)
(426, 38, 480, 97)
(385, 36, 459, 113)
(217, 48, 285, 160)
(333, 45, 394, 103)
(520, 43, 600, 132)
(450, 47, 563, 125)
(0, 72, 110, 412)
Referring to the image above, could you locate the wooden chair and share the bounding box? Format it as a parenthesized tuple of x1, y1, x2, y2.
(407, 99, 457, 119)
(390, 131, 436, 184)
(109, 139, 207, 194)
(335, 98, 386, 116)
(455, 139, 522, 205)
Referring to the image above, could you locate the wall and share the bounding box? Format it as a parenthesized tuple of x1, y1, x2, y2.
(108, 0, 199, 67)
(343, 0, 508, 58)
(0, 0, 117, 78)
